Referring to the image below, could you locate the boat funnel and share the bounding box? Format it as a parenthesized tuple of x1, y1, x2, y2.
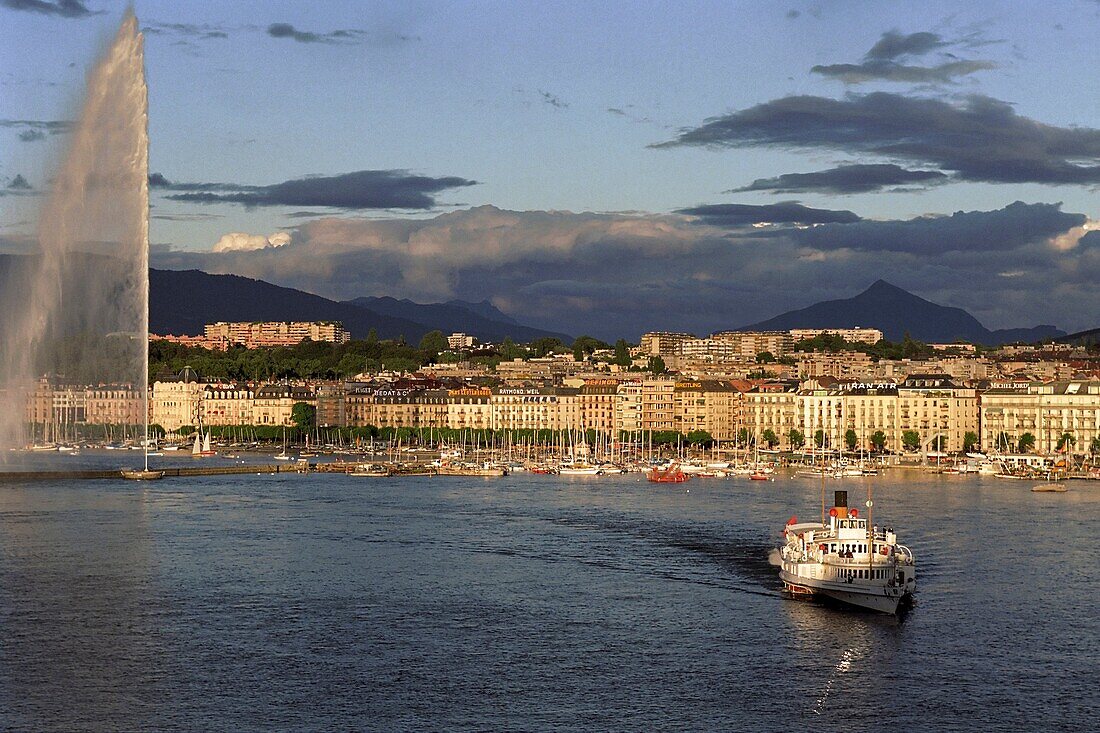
(834, 490, 849, 518)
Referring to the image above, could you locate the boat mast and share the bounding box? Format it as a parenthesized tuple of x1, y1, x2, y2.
(866, 481, 874, 577)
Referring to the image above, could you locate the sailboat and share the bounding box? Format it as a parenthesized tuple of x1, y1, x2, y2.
(191, 427, 215, 457)
(275, 428, 292, 460)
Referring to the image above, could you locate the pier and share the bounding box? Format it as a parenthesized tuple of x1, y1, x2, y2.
(0, 464, 302, 482)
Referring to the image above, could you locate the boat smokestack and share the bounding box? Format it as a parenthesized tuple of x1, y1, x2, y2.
(834, 490, 849, 518)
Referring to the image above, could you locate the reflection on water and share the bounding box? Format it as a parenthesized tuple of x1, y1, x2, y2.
(0, 471, 1096, 731)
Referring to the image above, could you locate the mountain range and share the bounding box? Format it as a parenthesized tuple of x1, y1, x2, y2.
(148, 269, 570, 343)
(744, 280, 1066, 345)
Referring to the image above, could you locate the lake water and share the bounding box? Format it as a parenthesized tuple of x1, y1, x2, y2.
(0, 468, 1096, 731)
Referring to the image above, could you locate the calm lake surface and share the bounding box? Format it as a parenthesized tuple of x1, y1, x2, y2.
(1, 466, 1096, 732)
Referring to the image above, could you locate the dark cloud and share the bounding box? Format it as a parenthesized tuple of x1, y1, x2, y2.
(1079, 231, 1100, 248)
(786, 201, 1084, 254)
(150, 203, 1097, 339)
(0, 174, 34, 197)
(866, 30, 947, 60)
(267, 22, 369, 44)
(1, 118, 73, 136)
(811, 59, 994, 84)
(786, 10, 800, 20)
(676, 202, 861, 226)
(1, 0, 98, 18)
(657, 92, 1100, 186)
(735, 164, 948, 194)
(159, 170, 478, 210)
(142, 22, 229, 40)
(539, 90, 568, 109)
(810, 29, 992, 84)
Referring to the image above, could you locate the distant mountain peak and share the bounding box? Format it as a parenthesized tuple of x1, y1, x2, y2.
(744, 279, 1064, 345)
(860, 279, 910, 297)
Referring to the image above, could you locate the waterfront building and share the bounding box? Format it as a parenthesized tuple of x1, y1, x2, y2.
(673, 380, 741, 442)
(151, 368, 204, 432)
(315, 384, 347, 428)
(980, 380, 1100, 454)
(252, 384, 315, 426)
(84, 385, 145, 426)
(447, 388, 493, 430)
(896, 374, 979, 453)
(797, 381, 899, 452)
(200, 383, 255, 426)
(492, 387, 561, 432)
(614, 381, 643, 435)
(579, 380, 619, 436)
(640, 379, 677, 432)
(744, 381, 800, 449)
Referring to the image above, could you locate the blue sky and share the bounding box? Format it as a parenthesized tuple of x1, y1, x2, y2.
(2, 0, 1099, 339)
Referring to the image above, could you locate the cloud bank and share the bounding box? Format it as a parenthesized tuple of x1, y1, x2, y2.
(658, 93, 1100, 186)
(1, 0, 97, 18)
(151, 203, 1099, 339)
(152, 170, 478, 210)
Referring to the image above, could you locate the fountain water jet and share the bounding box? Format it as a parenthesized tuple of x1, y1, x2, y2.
(0, 11, 150, 460)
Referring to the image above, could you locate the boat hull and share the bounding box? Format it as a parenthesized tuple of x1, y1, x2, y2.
(780, 570, 910, 614)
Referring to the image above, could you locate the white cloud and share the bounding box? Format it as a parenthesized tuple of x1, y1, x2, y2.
(211, 231, 291, 253)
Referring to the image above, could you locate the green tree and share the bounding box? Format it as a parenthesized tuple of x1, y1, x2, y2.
(963, 431, 979, 453)
(788, 429, 805, 449)
(686, 430, 714, 447)
(1017, 432, 1036, 453)
(572, 335, 609, 362)
(648, 356, 667, 374)
(1056, 432, 1076, 452)
(756, 351, 775, 364)
(613, 339, 632, 366)
(844, 429, 857, 451)
(761, 428, 778, 449)
(930, 435, 947, 451)
(529, 337, 566, 358)
(870, 430, 887, 452)
(814, 429, 827, 448)
(737, 427, 751, 447)
(902, 430, 921, 451)
(418, 330, 448, 354)
(996, 431, 1012, 451)
(1091, 436, 1100, 455)
(291, 402, 316, 433)
(366, 328, 378, 344)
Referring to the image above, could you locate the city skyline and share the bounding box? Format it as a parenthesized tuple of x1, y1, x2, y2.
(2, 1, 1099, 338)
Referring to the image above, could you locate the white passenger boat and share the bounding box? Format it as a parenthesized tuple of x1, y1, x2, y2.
(778, 490, 915, 614)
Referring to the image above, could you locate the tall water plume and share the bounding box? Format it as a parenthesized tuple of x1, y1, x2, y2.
(0, 11, 149, 452)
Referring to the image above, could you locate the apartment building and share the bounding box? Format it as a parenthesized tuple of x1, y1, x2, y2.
(789, 328, 883, 344)
(981, 380, 1100, 454)
(204, 321, 350, 348)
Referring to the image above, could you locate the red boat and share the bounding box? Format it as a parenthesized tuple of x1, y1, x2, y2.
(648, 463, 689, 483)
(750, 472, 769, 481)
